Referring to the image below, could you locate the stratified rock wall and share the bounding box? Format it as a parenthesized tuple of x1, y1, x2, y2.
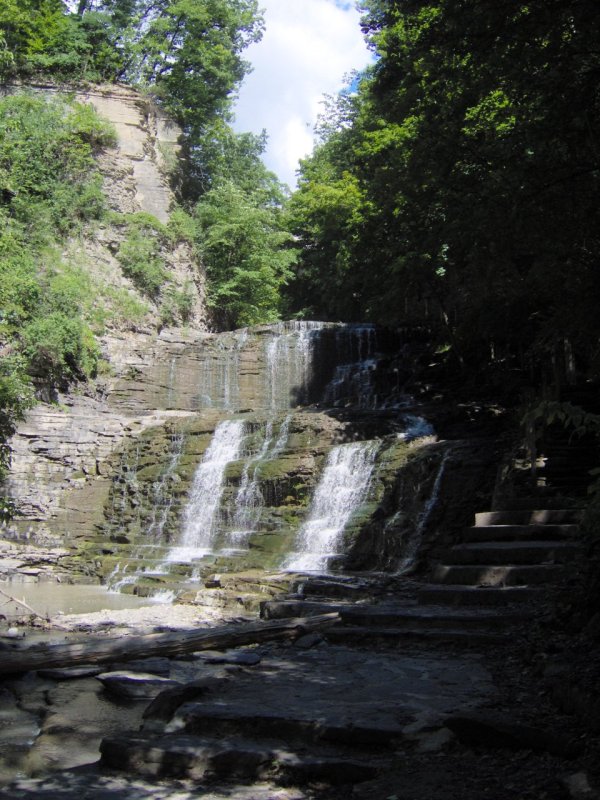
(1, 83, 208, 548)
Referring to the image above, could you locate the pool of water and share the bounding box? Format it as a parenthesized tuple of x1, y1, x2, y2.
(0, 581, 155, 620)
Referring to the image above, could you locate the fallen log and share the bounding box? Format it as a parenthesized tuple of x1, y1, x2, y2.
(0, 613, 339, 675)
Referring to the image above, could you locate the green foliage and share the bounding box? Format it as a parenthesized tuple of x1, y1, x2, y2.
(0, 92, 114, 502)
(1, 0, 264, 172)
(160, 283, 194, 326)
(116, 217, 171, 299)
(99, 285, 149, 326)
(0, 93, 114, 245)
(194, 180, 295, 328)
(0, 356, 34, 479)
(22, 311, 99, 383)
(167, 208, 196, 244)
(288, 0, 600, 387)
(522, 401, 600, 442)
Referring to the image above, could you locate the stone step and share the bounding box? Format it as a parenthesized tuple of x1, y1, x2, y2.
(100, 732, 378, 785)
(261, 599, 352, 620)
(494, 497, 581, 511)
(441, 541, 582, 566)
(474, 509, 580, 526)
(418, 584, 541, 607)
(432, 564, 567, 587)
(465, 524, 579, 542)
(169, 703, 406, 749)
(292, 577, 385, 600)
(338, 605, 525, 630)
(325, 625, 509, 647)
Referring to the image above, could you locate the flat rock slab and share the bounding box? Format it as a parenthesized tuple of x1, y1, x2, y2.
(163, 644, 497, 737)
(109, 657, 172, 676)
(2, 769, 308, 799)
(100, 731, 378, 784)
(96, 671, 181, 698)
(38, 664, 103, 680)
(445, 712, 583, 758)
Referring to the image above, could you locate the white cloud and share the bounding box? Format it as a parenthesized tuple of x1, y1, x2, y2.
(232, 0, 371, 188)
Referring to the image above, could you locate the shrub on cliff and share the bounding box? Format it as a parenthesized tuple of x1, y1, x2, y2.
(0, 92, 114, 499)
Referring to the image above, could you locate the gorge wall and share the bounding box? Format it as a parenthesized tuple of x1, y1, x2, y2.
(3, 83, 208, 551)
(1, 87, 502, 591)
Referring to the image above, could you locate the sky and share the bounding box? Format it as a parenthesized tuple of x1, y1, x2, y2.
(232, 0, 372, 188)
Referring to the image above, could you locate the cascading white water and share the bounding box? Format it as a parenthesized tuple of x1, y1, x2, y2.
(107, 321, 438, 595)
(108, 433, 187, 592)
(397, 415, 435, 441)
(167, 419, 245, 562)
(265, 321, 325, 410)
(147, 432, 185, 540)
(226, 415, 292, 549)
(395, 448, 450, 574)
(284, 439, 379, 573)
(198, 329, 248, 410)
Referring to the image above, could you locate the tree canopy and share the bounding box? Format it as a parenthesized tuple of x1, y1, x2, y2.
(0, 0, 263, 135)
(287, 0, 600, 390)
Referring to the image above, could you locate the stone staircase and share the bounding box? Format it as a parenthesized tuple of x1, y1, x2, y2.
(91, 509, 586, 793)
(418, 504, 583, 610)
(258, 503, 584, 649)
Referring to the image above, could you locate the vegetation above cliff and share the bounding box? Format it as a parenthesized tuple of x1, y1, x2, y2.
(0, 1, 296, 502)
(0, 0, 262, 133)
(0, 0, 294, 325)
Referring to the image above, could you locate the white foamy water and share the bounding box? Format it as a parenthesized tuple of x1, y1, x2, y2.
(284, 440, 379, 573)
(167, 419, 245, 562)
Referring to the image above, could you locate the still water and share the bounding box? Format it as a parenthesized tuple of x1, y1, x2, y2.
(1, 581, 151, 620)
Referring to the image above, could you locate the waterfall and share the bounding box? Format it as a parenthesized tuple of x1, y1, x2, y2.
(265, 321, 325, 410)
(167, 419, 245, 562)
(284, 440, 379, 573)
(395, 448, 450, 574)
(197, 329, 248, 410)
(398, 415, 435, 441)
(105, 320, 437, 595)
(321, 324, 380, 408)
(226, 415, 292, 549)
(146, 433, 185, 540)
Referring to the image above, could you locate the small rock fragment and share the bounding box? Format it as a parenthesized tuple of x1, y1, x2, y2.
(194, 650, 261, 666)
(294, 632, 324, 649)
(562, 772, 599, 799)
(38, 665, 103, 680)
(109, 657, 171, 676)
(96, 671, 181, 698)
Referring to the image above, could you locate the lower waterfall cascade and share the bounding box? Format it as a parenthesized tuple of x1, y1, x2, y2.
(99, 321, 444, 595)
(283, 439, 380, 573)
(167, 418, 246, 563)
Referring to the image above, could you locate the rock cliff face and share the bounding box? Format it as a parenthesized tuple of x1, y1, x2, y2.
(2, 83, 208, 549)
(4, 316, 500, 594)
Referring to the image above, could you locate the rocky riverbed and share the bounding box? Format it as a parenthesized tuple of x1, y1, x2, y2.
(1, 573, 599, 800)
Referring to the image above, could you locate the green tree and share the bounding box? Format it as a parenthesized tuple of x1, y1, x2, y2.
(289, 0, 600, 387)
(195, 180, 295, 329)
(0, 93, 115, 517)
